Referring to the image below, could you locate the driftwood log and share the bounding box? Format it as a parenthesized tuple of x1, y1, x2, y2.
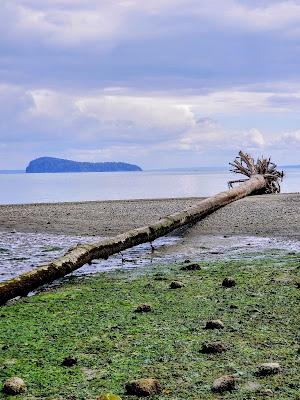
(0, 152, 284, 305)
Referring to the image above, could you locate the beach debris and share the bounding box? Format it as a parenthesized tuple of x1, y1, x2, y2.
(211, 375, 235, 393)
(3, 377, 26, 395)
(134, 304, 152, 313)
(200, 342, 226, 354)
(205, 319, 224, 330)
(125, 378, 161, 397)
(62, 356, 78, 367)
(97, 393, 122, 400)
(169, 281, 184, 289)
(256, 362, 282, 376)
(180, 262, 201, 271)
(222, 277, 236, 287)
(228, 151, 284, 194)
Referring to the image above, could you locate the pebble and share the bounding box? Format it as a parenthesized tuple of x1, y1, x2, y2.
(201, 342, 226, 354)
(256, 362, 282, 376)
(169, 281, 184, 289)
(212, 375, 235, 393)
(222, 277, 236, 287)
(125, 378, 161, 397)
(205, 319, 224, 330)
(134, 304, 152, 313)
(3, 377, 26, 395)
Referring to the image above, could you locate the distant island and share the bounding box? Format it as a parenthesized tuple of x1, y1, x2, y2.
(26, 157, 142, 173)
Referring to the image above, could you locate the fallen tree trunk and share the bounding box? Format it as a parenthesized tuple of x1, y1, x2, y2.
(0, 152, 284, 305)
(0, 151, 284, 304)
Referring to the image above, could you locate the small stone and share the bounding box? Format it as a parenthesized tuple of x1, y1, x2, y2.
(222, 277, 236, 288)
(201, 342, 226, 354)
(256, 363, 282, 376)
(260, 388, 273, 396)
(212, 375, 235, 393)
(62, 356, 78, 367)
(295, 281, 300, 289)
(205, 319, 224, 330)
(180, 263, 201, 271)
(3, 377, 26, 395)
(97, 393, 122, 400)
(169, 281, 184, 289)
(125, 378, 161, 397)
(134, 304, 152, 313)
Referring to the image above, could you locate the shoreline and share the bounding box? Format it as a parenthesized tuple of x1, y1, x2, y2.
(0, 193, 299, 239)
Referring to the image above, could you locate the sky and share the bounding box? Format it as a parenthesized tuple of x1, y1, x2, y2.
(1, 0, 300, 169)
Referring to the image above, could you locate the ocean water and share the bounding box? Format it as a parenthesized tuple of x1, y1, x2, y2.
(0, 167, 299, 205)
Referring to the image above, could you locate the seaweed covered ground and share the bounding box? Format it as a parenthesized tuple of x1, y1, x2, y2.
(0, 253, 299, 399)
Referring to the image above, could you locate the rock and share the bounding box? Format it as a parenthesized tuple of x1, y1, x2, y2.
(180, 263, 201, 271)
(97, 393, 122, 400)
(125, 378, 161, 397)
(205, 319, 224, 330)
(295, 281, 300, 289)
(222, 277, 236, 288)
(62, 356, 78, 367)
(260, 388, 273, 396)
(134, 304, 152, 313)
(201, 342, 226, 354)
(169, 281, 184, 289)
(256, 363, 282, 376)
(212, 375, 235, 393)
(3, 377, 26, 395)
(245, 381, 261, 391)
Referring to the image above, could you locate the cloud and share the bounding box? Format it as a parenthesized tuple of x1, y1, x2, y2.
(3, 0, 300, 50)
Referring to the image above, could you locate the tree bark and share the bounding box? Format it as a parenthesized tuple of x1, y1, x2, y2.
(0, 175, 266, 305)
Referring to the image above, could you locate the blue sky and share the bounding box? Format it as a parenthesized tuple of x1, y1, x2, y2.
(1, 0, 300, 169)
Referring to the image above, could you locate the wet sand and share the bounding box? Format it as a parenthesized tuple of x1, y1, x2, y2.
(0, 193, 299, 239)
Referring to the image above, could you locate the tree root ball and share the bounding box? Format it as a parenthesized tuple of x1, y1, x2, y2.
(256, 363, 282, 376)
(3, 377, 26, 395)
(212, 375, 235, 393)
(169, 281, 184, 289)
(125, 378, 161, 397)
(205, 319, 224, 330)
(222, 277, 236, 288)
(201, 342, 226, 354)
(134, 304, 152, 313)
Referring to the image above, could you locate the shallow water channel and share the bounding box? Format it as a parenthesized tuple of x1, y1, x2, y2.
(1, 230, 300, 284)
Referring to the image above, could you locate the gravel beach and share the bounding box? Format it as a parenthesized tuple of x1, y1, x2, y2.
(0, 193, 299, 239)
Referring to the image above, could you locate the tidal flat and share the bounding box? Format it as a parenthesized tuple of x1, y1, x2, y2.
(0, 253, 299, 399)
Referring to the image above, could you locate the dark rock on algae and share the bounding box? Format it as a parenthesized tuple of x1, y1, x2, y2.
(97, 393, 122, 400)
(201, 342, 226, 354)
(212, 375, 235, 393)
(134, 304, 152, 313)
(3, 377, 26, 395)
(62, 356, 78, 367)
(180, 262, 201, 271)
(125, 378, 161, 397)
(222, 277, 236, 287)
(205, 319, 224, 330)
(256, 362, 282, 376)
(169, 281, 184, 289)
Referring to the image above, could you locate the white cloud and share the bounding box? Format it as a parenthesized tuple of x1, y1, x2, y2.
(3, 0, 300, 49)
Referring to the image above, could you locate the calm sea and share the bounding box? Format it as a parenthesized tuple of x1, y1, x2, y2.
(0, 167, 299, 205)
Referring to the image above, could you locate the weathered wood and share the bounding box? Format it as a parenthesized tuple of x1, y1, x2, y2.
(229, 151, 284, 193)
(0, 175, 266, 305)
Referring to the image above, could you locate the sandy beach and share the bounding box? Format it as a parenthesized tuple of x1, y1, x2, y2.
(0, 193, 299, 239)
